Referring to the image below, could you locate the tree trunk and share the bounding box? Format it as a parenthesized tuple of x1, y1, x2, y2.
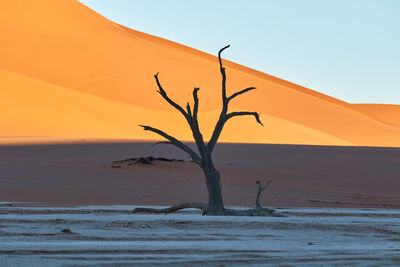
(256, 190, 262, 209)
(202, 157, 224, 215)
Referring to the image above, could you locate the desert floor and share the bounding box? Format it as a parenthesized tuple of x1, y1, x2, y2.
(0, 141, 399, 208)
(1, 204, 400, 266)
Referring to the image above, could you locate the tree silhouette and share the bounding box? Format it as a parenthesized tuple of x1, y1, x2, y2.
(133, 45, 277, 216)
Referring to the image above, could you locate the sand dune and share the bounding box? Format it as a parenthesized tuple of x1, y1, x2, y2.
(0, 0, 399, 146)
(354, 104, 400, 126)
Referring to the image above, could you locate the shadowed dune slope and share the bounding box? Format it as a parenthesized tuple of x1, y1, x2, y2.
(1, 142, 400, 208)
(0, 0, 399, 146)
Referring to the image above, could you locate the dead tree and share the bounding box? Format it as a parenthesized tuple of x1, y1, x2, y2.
(134, 45, 279, 216)
(256, 180, 272, 209)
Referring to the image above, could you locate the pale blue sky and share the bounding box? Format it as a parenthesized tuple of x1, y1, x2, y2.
(79, 0, 400, 104)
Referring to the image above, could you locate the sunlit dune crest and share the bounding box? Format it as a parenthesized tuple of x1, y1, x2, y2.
(1, 0, 399, 146)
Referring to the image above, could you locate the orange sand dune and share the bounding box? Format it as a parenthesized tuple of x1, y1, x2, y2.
(0, 0, 399, 146)
(353, 104, 400, 126)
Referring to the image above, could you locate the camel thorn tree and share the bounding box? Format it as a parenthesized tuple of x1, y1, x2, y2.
(133, 45, 279, 216)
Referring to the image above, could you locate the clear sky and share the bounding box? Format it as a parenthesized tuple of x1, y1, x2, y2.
(79, 0, 400, 104)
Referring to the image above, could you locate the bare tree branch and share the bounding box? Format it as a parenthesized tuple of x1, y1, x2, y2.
(132, 202, 281, 217)
(207, 111, 263, 153)
(154, 73, 205, 158)
(186, 102, 192, 120)
(133, 202, 208, 214)
(262, 180, 272, 190)
(151, 141, 173, 147)
(189, 87, 207, 157)
(218, 45, 230, 101)
(154, 73, 189, 120)
(218, 45, 230, 70)
(207, 45, 231, 153)
(207, 47, 263, 155)
(192, 88, 200, 122)
(226, 111, 264, 126)
(228, 87, 256, 102)
(139, 125, 201, 165)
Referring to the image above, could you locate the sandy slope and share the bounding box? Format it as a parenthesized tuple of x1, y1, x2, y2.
(354, 104, 400, 126)
(0, 0, 399, 146)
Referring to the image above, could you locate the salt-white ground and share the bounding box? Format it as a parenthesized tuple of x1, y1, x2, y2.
(1, 203, 400, 266)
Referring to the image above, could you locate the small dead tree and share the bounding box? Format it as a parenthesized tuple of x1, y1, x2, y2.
(134, 45, 278, 216)
(256, 180, 272, 209)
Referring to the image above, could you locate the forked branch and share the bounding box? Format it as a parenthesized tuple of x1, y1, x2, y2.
(153, 74, 206, 160)
(256, 180, 272, 209)
(207, 46, 263, 154)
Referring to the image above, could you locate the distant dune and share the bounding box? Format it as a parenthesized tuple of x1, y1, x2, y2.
(354, 104, 400, 127)
(1, 0, 399, 146)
